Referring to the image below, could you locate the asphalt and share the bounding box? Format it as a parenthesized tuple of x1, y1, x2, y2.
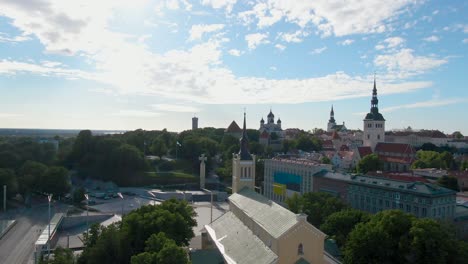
(0, 202, 67, 264)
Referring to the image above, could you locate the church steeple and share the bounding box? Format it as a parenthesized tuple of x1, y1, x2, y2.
(239, 112, 252, 160)
(364, 75, 385, 121)
(329, 105, 336, 123)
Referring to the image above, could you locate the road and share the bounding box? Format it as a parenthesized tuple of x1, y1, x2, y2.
(0, 202, 66, 264)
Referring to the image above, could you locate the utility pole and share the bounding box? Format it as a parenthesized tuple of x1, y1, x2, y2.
(84, 194, 89, 237)
(47, 194, 53, 259)
(3, 185, 6, 212)
(202, 188, 214, 223)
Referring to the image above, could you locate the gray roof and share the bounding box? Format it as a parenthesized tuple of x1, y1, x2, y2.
(205, 211, 278, 264)
(322, 172, 456, 197)
(229, 188, 299, 239)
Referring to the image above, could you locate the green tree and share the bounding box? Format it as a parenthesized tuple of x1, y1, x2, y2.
(40, 166, 70, 196)
(321, 156, 331, 164)
(292, 192, 349, 227)
(320, 209, 370, 248)
(73, 187, 86, 204)
(40, 247, 74, 264)
(344, 210, 414, 264)
(357, 154, 382, 173)
(18, 160, 47, 195)
(452, 131, 464, 139)
(437, 175, 459, 191)
(0, 168, 18, 198)
(150, 138, 167, 157)
(285, 192, 302, 213)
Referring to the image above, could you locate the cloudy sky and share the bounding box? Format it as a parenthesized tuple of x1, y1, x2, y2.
(0, 0, 467, 133)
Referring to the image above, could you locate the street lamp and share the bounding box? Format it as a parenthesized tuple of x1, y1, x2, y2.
(84, 194, 89, 237)
(202, 188, 214, 223)
(117, 192, 124, 216)
(47, 194, 53, 259)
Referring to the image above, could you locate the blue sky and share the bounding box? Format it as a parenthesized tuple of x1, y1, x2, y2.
(0, 0, 467, 134)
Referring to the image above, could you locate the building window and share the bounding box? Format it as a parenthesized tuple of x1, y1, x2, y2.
(367, 134, 370, 139)
(298, 243, 304, 255)
(377, 134, 380, 140)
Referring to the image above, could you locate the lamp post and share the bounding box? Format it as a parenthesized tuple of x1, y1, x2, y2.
(47, 194, 53, 259)
(202, 188, 214, 223)
(84, 194, 89, 237)
(117, 192, 124, 216)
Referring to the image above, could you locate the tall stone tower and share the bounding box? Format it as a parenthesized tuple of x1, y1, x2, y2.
(363, 76, 385, 150)
(327, 105, 336, 132)
(232, 112, 256, 193)
(192, 116, 198, 130)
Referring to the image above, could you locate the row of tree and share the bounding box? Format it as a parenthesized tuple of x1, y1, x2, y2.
(286, 192, 468, 263)
(0, 137, 70, 201)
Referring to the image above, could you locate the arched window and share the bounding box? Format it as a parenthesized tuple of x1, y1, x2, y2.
(298, 243, 304, 255)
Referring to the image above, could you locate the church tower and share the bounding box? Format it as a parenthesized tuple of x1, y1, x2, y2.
(232, 112, 256, 193)
(327, 105, 336, 132)
(363, 76, 385, 150)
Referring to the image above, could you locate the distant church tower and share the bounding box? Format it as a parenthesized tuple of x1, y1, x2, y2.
(192, 116, 198, 130)
(363, 76, 385, 150)
(327, 105, 336, 132)
(232, 112, 256, 193)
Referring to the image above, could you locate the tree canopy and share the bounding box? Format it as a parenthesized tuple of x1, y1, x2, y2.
(357, 154, 382, 173)
(78, 199, 196, 264)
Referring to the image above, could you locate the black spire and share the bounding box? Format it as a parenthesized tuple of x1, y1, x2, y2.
(329, 105, 336, 123)
(364, 75, 385, 121)
(239, 112, 252, 160)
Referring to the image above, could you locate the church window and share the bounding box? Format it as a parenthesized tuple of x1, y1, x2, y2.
(367, 134, 370, 139)
(298, 243, 304, 255)
(377, 134, 380, 140)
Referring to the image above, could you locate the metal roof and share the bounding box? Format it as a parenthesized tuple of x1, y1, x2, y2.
(205, 211, 278, 264)
(35, 213, 64, 246)
(229, 188, 299, 239)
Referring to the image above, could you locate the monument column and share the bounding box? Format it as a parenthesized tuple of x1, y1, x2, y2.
(199, 154, 207, 189)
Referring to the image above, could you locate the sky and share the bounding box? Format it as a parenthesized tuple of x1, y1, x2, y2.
(0, 0, 467, 134)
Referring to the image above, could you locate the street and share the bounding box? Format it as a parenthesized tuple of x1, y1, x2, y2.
(0, 202, 66, 264)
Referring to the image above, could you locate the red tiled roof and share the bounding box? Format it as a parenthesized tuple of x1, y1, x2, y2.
(375, 142, 415, 154)
(385, 130, 447, 138)
(332, 131, 340, 139)
(379, 155, 414, 165)
(357, 146, 373, 158)
(340, 145, 350, 151)
(225, 121, 242, 132)
(368, 172, 429, 183)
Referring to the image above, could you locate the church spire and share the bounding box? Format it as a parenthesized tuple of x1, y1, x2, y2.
(239, 112, 252, 160)
(329, 105, 336, 123)
(364, 74, 385, 121)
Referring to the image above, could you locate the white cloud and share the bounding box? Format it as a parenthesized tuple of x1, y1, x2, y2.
(275, 44, 286, 50)
(423, 35, 439, 42)
(111, 110, 162, 117)
(228, 49, 242, 56)
(238, 0, 416, 36)
(269, 66, 277, 71)
(383, 37, 405, 48)
(245, 33, 269, 50)
(152, 104, 200, 113)
(0, 0, 437, 107)
(310, 46, 327, 54)
(280, 30, 308, 43)
(202, 0, 237, 13)
(381, 98, 468, 113)
(339, 39, 354, 46)
(375, 44, 385, 50)
(0, 33, 30, 43)
(189, 24, 225, 41)
(463, 39, 468, 44)
(374, 49, 448, 78)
